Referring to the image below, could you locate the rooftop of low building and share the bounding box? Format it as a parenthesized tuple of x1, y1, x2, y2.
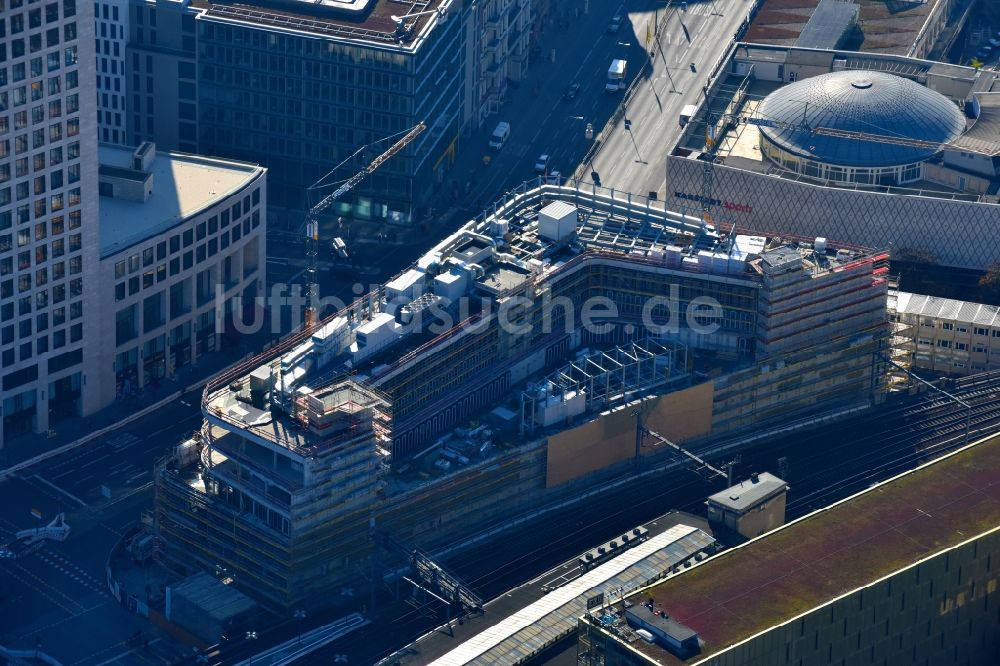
(894, 290, 1000, 327)
(98, 144, 263, 259)
(706, 472, 787, 513)
(745, 0, 947, 56)
(618, 432, 1000, 664)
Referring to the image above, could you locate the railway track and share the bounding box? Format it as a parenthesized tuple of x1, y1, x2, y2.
(290, 372, 1000, 665)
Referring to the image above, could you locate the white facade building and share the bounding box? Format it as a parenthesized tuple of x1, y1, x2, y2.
(893, 291, 1000, 376)
(94, 0, 128, 145)
(468, 0, 533, 127)
(97, 143, 266, 406)
(0, 0, 101, 450)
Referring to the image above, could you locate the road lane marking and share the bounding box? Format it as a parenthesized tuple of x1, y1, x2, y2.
(85, 639, 162, 666)
(37, 550, 107, 593)
(7, 561, 84, 614)
(31, 475, 88, 507)
(14, 598, 114, 640)
(126, 471, 148, 485)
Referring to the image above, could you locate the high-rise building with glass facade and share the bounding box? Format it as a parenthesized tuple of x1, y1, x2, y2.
(94, 0, 128, 146)
(0, 0, 100, 450)
(127, 0, 464, 220)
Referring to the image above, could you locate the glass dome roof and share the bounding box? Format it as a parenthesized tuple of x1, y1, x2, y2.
(756, 71, 966, 167)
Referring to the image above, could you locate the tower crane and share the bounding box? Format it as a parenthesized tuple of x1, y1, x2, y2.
(302, 122, 426, 329)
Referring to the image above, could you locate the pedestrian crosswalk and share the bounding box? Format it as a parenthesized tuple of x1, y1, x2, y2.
(107, 432, 141, 451)
(35, 547, 108, 597)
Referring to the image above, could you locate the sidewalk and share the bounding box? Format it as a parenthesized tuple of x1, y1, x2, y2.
(0, 325, 279, 472)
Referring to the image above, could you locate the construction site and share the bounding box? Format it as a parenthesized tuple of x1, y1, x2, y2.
(154, 180, 892, 610)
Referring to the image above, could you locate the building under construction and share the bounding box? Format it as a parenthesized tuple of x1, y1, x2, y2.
(155, 182, 890, 609)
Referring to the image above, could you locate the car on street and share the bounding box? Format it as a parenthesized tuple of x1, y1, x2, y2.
(563, 83, 580, 101)
(534, 154, 551, 173)
(545, 170, 563, 185)
(607, 15, 623, 33)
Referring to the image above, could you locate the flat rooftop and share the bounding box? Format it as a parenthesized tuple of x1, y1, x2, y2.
(190, 0, 450, 48)
(383, 513, 715, 666)
(99, 145, 263, 258)
(625, 433, 1000, 664)
(894, 290, 1000, 327)
(746, 0, 946, 55)
(955, 93, 1000, 157)
(706, 472, 787, 513)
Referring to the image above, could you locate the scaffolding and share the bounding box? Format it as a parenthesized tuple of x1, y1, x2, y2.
(155, 377, 394, 610)
(520, 339, 687, 435)
(886, 280, 917, 389)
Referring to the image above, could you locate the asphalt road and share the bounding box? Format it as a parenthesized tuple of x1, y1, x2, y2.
(0, 392, 205, 666)
(592, 0, 752, 196)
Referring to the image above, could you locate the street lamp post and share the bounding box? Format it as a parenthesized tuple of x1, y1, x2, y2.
(293, 609, 307, 648)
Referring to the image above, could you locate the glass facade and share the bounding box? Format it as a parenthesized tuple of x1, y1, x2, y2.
(196, 16, 465, 220)
(0, 0, 96, 443)
(760, 137, 924, 187)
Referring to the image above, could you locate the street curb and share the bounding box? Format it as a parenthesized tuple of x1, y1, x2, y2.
(0, 353, 254, 482)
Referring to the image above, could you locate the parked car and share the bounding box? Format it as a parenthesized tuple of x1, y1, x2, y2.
(607, 15, 623, 33)
(534, 154, 551, 173)
(563, 83, 581, 101)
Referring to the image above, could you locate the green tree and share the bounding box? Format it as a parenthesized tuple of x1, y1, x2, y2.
(978, 263, 1000, 303)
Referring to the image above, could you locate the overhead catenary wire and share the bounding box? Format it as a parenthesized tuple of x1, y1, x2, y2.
(299, 372, 1000, 666)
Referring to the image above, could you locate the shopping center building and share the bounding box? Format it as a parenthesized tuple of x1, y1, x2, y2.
(666, 44, 1000, 270)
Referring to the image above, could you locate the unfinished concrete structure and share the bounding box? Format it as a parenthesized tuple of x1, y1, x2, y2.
(155, 183, 890, 609)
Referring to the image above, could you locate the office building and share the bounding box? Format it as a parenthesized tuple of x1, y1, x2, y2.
(94, 0, 128, 146)
(97, 142, 266, 403)
(127, 0, 464, 219)
(0, 0, 101, 450)
(155, 183, 890, 609)
(576, 434, 1000, 665)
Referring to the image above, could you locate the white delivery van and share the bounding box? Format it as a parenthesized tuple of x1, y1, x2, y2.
(679, 104, 698, 127)
(489, 121, 511, 150)
(606, 59, 627, 92)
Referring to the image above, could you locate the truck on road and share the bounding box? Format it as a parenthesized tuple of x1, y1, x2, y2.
(679, 104, 698, 127)
(606, 59, 627, 92)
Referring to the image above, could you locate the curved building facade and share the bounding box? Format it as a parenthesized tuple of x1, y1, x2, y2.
(96, 144, 266, 407)
(756, 71, 966, 186)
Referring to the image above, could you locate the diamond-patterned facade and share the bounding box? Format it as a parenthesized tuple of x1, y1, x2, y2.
(665, 156, 1000, 270)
